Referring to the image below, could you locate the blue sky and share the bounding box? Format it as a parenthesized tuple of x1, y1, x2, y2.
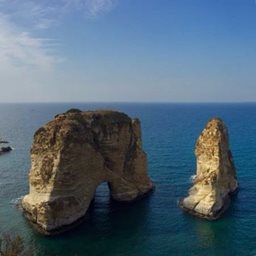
(0, 0, 256, 102)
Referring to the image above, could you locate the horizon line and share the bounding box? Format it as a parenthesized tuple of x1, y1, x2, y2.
(0, 101, 256, 104)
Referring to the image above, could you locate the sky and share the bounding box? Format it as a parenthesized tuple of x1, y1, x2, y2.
(0, 0, 256, 102)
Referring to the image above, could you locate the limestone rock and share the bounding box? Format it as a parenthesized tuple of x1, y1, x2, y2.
(22, 110, 153, 234)
(180, 118, 238, 219)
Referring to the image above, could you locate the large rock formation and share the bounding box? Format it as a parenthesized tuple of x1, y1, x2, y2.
(22, 109, 153, 234)
(180, 118, 238, 219)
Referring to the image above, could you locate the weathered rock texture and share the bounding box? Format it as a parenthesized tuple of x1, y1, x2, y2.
(22, 109, 153, 234)
(180, 118, 238, 219)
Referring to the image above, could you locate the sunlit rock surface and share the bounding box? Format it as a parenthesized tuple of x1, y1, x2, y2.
(180, 118, 238, 219)
(22, 109, 153, 234)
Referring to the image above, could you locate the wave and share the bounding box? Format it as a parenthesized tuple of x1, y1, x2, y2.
(10, 196, 24, 208)
(189, 174, 196, 183)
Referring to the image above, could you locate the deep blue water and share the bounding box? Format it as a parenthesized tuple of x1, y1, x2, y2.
(0, 103, 256, 256)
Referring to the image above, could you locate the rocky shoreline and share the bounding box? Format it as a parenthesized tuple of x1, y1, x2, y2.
(179, 188, 238, 220)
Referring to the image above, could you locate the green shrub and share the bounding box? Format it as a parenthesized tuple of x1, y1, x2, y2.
(0, 234, 26, 256)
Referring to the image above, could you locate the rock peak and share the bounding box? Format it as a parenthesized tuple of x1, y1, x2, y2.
(180, 118, 238, 219)
(203, 117, 226, 132)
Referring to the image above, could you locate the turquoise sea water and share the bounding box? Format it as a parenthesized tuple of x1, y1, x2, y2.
(0, 103, 255, 256)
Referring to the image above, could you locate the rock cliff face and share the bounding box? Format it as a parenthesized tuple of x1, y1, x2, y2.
(180, 118, 238, 219)
(22, 109, 153, 234)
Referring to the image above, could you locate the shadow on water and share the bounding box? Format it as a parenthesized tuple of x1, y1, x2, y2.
(179, 192, 241, 255)
(29, 182, 153, 256)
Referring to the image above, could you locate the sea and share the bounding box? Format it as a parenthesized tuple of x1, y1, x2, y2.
(0, 103, 255, 256)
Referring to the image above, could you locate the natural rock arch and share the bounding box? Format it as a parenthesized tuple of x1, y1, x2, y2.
(22, 110, 153, 235)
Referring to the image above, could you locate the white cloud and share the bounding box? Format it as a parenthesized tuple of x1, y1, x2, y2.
(73, 0, 117, 17)
(0, 1, 61, 30)
(0, 0, 117, 70)
(0, 14, 59, 71)
(0, 0, 117, 102)
(0, 0, 118, 30)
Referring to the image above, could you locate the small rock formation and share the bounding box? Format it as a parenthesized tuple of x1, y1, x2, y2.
(180, 118, 238, 219)
(0, 140, 9, 144)
(1, 146, 12, 153)
(22, 109, 153, 234)
(0, 139, 12, 154)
